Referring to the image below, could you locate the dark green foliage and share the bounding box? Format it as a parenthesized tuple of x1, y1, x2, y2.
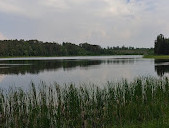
(0, 39, 152, 57)
(79, 43, 102, 55)
(0, 40, 63, 56)
(1, 77, 169, 127)
(154, 34, 169, 55)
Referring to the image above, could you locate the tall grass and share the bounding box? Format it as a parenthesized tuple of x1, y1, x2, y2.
(1, 77, 169, 127)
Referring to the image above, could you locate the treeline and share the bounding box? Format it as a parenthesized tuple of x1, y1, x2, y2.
(0, 39, 152, 56)
(154, 34, 169, 55)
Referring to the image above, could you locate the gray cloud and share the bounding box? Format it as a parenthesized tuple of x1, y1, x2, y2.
(0, 0, 169, 47)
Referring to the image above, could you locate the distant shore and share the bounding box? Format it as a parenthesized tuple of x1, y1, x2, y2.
(0, 54, 142, 59)
(143, 55, 169, 59)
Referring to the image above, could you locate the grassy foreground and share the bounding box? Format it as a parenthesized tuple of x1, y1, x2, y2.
(1, 77, 169, 127)
(144, 55, 169, 59)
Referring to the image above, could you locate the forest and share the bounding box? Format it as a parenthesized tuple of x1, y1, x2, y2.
(154, 34, 169, 55)
(0, 39, 152, 57)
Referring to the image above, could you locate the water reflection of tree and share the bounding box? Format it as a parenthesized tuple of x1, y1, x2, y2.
(155, 59, 169, 76)
(0, 60, 103, 74)
(106, 59, 135, 64)
(0, 58, 136, 75)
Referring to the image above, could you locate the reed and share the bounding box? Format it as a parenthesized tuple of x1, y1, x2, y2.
(1, 77, 169, 127)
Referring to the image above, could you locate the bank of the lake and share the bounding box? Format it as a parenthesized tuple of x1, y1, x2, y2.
(0, 54, 142, 59)
(144, 55, 169, 59)
(1, 77, 169, 127)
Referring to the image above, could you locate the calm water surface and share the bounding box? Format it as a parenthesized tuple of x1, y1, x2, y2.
(0, 55, 168, 88)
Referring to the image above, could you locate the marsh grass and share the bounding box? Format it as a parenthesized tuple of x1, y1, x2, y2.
(1, 77, 169, 127)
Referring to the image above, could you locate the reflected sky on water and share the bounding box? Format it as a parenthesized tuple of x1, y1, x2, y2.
(0, 55, 167, 88)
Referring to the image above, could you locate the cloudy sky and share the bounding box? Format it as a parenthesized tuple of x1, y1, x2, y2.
(0, 0, 168, 47)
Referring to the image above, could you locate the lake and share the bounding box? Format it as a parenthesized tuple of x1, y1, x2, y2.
(0, 55, 168, 88)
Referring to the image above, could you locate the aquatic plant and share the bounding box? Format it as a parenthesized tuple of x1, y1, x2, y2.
(1, 77, 169, 127)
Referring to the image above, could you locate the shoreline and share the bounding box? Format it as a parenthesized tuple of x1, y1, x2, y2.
(0, 54, 143, 58)
(143, 55, 169, 59)
(0, 55, 143, 60)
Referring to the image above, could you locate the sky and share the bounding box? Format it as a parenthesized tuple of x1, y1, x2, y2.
(0, 0, 169, 48)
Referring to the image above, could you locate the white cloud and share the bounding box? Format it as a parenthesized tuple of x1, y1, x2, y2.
(0, 1, 22, 14)
(40, 0, 69, 11)
(0, 0, 169, 47)
(0, 33, 7, 40)
(101, 0, 132, 16)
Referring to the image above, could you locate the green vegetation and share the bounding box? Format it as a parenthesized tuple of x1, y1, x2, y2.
(144, 55, 169, 59)
(1, 77, 169, 127)
(143, 34, 169, 57)
(0, 39, 152, 57)
(154, 34, 169, 55)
